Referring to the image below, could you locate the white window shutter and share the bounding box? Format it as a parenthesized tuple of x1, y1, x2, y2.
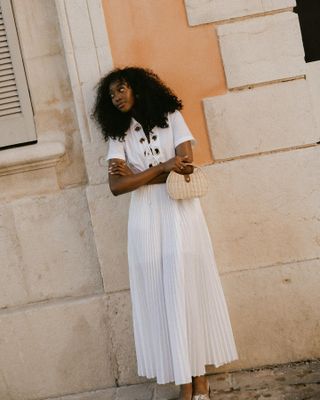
(0, 0, 36, 149)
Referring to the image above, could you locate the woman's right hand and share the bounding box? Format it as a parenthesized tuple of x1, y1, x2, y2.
(109, 160, 133, 176)
(161, 155, 191, 173)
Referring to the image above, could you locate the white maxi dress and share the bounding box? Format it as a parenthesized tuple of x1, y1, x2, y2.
(106, 110, 238, 385)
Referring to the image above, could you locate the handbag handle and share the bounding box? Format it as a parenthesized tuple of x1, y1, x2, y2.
(182, 164, 197, 183)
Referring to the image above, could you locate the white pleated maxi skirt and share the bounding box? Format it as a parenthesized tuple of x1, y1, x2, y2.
(127, 183, 238, 385)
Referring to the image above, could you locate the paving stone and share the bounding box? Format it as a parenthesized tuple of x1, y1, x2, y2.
(155, 382, 180, 400)
(207, 360, 320, 400)
(48, 387, 116, 399)
(116, 382, 154, 400)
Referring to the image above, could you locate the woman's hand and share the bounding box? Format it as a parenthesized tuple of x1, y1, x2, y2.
(162, 155, 193, 174)
(109, 160, 133, 176)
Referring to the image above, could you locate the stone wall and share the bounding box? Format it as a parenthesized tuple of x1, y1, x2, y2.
(0, 0, 319, 399)
(0, 1, 118, 399)
(184, 0, 320, 373)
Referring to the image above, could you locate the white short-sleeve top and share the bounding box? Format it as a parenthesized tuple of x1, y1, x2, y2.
(105, 110, 196, 173)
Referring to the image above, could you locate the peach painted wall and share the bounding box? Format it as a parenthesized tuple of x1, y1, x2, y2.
(102, 0, 227, 164)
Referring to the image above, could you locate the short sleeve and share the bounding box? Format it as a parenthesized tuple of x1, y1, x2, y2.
(104, 137, 126, 161)
(170, 110, 196, 148)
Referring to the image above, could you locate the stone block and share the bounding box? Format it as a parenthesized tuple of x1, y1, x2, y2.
(47, 387, 117, 400)
(105, 291, 149, 386)
(207, 360, 320, 393)
(306, 61, 320, 135)
(0, 205, 29, 308)
(13, 0, 62, 59)
(155, 382, 180, 400)
(82, 141, 109, 185)
(22, 50, 88, 189)
(204, 79, 318, 159)
(81, 82, 101, 143)
(97, 46, 114, 77)
(0, 295, 115, 399)
(55, 126, 88, 189)
(0, 166, 60, 202)
(63, 51, 80, 88)
(116, 383, 154, 400)
(74, 47, 100, 84)
(201, 146, 320, 273)
(8, 187, 103, 304)
(25, 53, 73, 113)
(87, 0, 110, 49)
(217, 12, 305, 88)
(68, 84, 91, 144)
(64, 0, 95, 50)
(207, 258, 320, 372)
(43, 383, 155, 400)
(184, 0, 296, 26)
(55, 0, 74, 55)
(86, 184, 130, 293)
(212, 383, 320, 400)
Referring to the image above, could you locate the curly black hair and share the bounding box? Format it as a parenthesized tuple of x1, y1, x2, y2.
(91, 66, 183, 141)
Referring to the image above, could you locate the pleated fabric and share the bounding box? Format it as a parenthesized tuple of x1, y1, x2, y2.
(127, 183, 238, 385)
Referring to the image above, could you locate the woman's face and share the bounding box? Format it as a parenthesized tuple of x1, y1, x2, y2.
(109, 79, 135, 113)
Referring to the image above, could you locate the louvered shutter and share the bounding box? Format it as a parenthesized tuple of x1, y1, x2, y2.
(0, 0, 36, 149)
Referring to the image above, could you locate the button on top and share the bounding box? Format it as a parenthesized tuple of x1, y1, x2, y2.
(135, 125, 141, 131)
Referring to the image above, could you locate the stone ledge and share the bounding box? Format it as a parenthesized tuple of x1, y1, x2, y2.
(0, 134, 66, 176)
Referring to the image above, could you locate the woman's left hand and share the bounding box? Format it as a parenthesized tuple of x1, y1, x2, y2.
(176, 164, 194, 175)
(109, 160, 133, 176)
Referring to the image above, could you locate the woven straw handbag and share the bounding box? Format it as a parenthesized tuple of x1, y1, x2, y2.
(166, 166, 208, 200)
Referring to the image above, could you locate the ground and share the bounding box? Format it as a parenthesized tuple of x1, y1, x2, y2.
(203, 360, 320, 400)
(59, 360, 320, 399)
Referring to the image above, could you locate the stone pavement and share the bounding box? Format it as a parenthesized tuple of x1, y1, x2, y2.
(49, 360, 320, 400)
(204, 360, 320, 400)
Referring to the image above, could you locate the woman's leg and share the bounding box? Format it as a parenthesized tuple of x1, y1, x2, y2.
(192, 374, 210, 395)
(179, 382, 193, 400)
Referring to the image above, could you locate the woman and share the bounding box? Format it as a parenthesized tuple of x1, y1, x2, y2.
(93, 67, 238, 400)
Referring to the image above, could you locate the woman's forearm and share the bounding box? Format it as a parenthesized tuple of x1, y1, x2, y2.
(109, 163, 165, 195)
(109, 155, 192, 195)
(146, 164, 193, 185)
(147, 172, 169, 185)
